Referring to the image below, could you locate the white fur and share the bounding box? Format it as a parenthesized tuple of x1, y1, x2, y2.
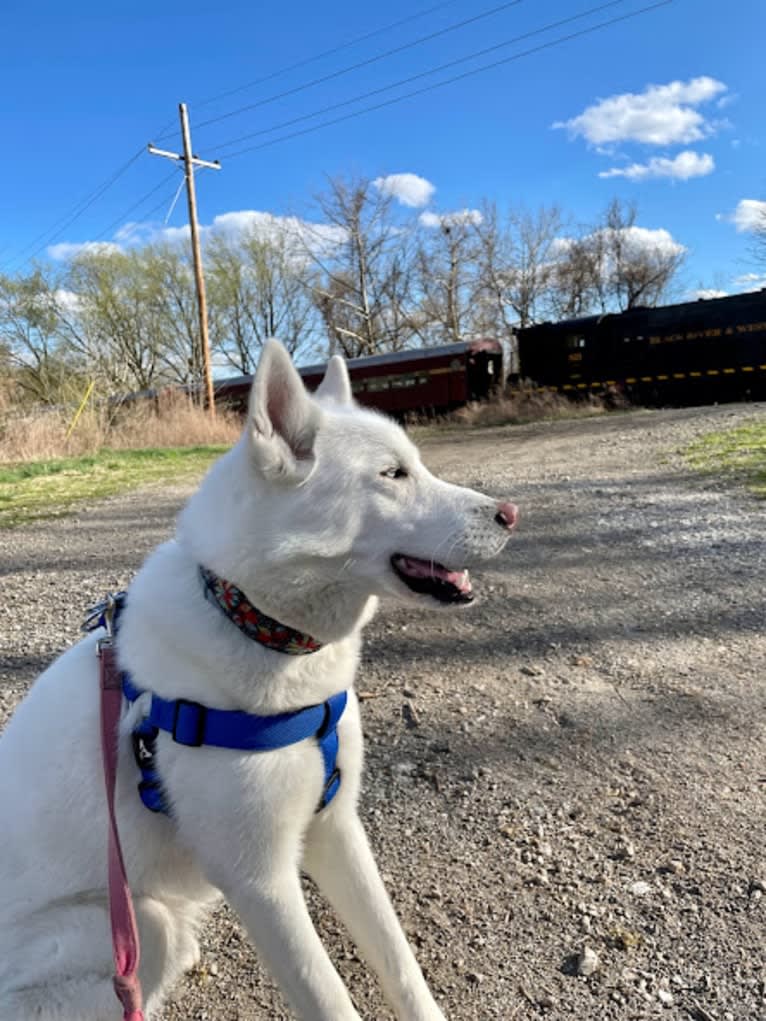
(0, 341, 514, 1020)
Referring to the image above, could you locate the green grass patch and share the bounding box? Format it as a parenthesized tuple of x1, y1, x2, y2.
(0, 446, 229, 527)
(685, 419, 766, 497)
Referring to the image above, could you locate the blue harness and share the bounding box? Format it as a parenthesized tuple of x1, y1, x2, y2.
(87, 590, 347, 817)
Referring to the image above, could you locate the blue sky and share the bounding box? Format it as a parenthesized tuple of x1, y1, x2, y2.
(2, 0, 765, 297)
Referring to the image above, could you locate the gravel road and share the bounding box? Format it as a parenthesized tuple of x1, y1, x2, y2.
(1, 403, 765, 1021)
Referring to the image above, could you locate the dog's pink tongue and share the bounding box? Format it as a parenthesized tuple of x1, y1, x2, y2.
(400, 557, 472, 593)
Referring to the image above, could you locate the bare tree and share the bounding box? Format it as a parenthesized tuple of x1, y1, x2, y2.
(750, 204, 766, 271)
(207, 225, 319, 374)
(307, 175, 416, 357)
(142, 243, 201, 385)
(63, 248, 176, 392)
(414, 214, 483, 346)
(548, 200, 685, 318)
(549, 232, 607, 319)
(475, 203, 564, 330)
(0, 269, 82, 404)
(597, 199, 685, 310)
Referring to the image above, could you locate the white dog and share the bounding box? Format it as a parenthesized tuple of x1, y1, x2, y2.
(0, 341, 517, 1020)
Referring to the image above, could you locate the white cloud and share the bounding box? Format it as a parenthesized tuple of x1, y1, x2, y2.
(733, 272, 766, 291)
(47, 209, 347, 265)
(201, 210, 347, 260)
(47, 240, 121, 261)
(692, 288, 728, 299)
(373, 173, 435, 208)
(554, 76, 727, 146)
(607, 225, 687, 261)
(720, 198, 766, 233)
(113, 221, 147, 244)
(54, 288, 81, 312)
(419, 208, 483, 229)
(551, 226, 686, 284)
(158, 224, 191, 245)
(599, 150, 714, 182)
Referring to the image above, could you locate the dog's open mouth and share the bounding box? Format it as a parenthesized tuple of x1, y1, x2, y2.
(390, 554, 473, 604)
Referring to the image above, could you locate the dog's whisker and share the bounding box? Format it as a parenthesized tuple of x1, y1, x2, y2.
(427, 532, 459, 577)
(429, 534, 461, 577)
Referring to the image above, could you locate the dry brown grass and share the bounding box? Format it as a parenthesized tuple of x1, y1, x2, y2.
(0, 391, 242, 464)
(448, 385, 619, 428)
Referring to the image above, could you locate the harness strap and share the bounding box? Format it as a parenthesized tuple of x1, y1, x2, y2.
(122, 677, 348, 812)
(99, 642, 145, 1021)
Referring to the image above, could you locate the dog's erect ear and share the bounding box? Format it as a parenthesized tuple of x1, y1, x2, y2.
(248, 340, 321, 483)
(315, 354, 353, 405)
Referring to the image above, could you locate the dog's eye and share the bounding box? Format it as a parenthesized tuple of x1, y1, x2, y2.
(381, 467, 408, 480)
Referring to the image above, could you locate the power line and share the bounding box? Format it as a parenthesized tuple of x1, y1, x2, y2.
(157, 0, 525, 140)
(8, 0, 670, 272)
(89, 169, 181, 244)
(213, 0, 633, 156)
(129, 181, 198, 234)
(8, 1, 472, 265)
(181, 0, 465, 117)
(223, 0, 671, 162)
(8, 148, 145, 271)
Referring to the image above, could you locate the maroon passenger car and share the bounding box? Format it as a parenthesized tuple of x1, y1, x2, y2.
(214, 339, 503, 418)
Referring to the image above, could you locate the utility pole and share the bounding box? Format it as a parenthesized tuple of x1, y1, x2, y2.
(148, 104, 221, 415)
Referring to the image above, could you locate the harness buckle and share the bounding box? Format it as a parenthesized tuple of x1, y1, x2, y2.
(172, 699, 207, 747)
(321, 768, 341, 807)
(83, 592, 125, 638)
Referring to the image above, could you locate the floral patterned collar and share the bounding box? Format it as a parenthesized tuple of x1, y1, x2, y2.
(199, 566, 323, 655)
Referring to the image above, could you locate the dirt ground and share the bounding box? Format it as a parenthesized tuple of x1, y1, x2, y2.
(1, 403, 765, 1021)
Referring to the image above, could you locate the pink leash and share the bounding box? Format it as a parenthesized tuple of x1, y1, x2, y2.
(99, 637, 146, 1021)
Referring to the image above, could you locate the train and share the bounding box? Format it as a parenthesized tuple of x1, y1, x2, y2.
(213, 339, 504, 418)
(211, 289, 766, 417)
(516, 289, 766, 404)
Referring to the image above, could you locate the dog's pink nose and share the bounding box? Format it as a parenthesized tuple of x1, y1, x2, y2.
(494, 501, 518, 530)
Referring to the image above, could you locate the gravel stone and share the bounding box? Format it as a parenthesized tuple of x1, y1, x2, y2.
(2, 402, 765, 1020)
(575, 945, 600, 977)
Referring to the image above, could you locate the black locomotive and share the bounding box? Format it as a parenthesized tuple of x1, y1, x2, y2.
(516, 289, 766, 404)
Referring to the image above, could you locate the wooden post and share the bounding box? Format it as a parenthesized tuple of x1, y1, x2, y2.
(178, 104, 215, 415)
(148, 108, 220, 414)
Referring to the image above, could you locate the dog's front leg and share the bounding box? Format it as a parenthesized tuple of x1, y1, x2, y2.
(304, 810, 447, 1021)
(172, 760, 362, 1021)
(208, 867, 362, 1020)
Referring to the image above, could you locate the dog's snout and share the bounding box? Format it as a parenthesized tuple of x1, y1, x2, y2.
(494, 501, 518, 531)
